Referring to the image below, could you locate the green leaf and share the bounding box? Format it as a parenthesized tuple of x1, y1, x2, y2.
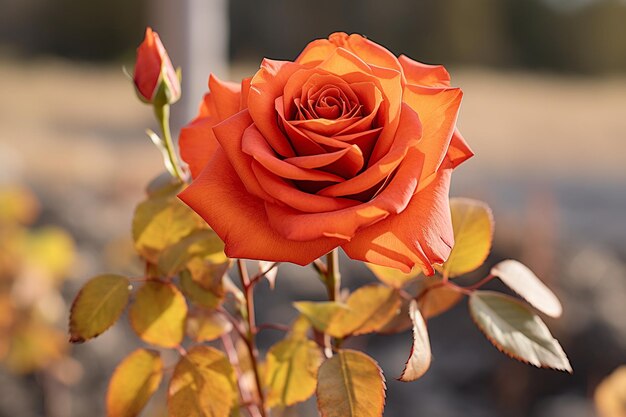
(399, 301, 432, 381)
(157, 229, 226, 277)
(441, 198, 494, 278)
(491, 259, 562, 318)
(186, 309, 232, 342)
(265, 337, 323, 408)
(469, 291, 572, 372)
(69, 274, 131, 343)
(132, 189, 205, 263)
(316, 349, 386, 417)
(293, 301, 348, 334)
(180, 270, 223, 309)
(366, 263, 420, 288)
(327, 285, 402, 338)
(129, 280, 187, 348)
(106, 349, 163, 417)
(168, 346, 237, 417)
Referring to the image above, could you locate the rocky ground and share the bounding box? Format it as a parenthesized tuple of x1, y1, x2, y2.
(0, 58, 625, 417)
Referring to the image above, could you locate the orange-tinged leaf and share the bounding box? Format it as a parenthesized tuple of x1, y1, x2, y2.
(417, 277, 463, 320)
(265, 337, 323, 408)
(595, 365, 626, 417)
(491, 259, 562, 318)
(186, 309, 232, 342)
(293, 301, 348, 334)
(168, 346, 236, 417)
(132, 190, 205, 263)
(316, 349, 386, 417)
(469, 291, 571, 372)
(180, 270, 223, 309)
(129, 280, 187, 348)
(327, 285, 402, 338)
(377, 298, 413, 334)
(69, 274, 130, 343)
(441, 198, 494, 278)
(106, 349, 163, 417)
(366, 263, 420, 288)
(399, 301, 432, 381)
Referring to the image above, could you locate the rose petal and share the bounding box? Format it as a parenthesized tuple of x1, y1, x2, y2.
(317, 102, 421, 197)
(250, 161, 359, 213)
(241, 125, 344, 183)
(446, 128, 474, 168)
(178, 151, 341, 265)
(212, 110, 276, 203)
(398, 55, 451, 87)
(342, 160, 455, 274)
(179, 116, 220, 179)
(208, 74, 242, 120)
(403, 84, 463, 180)
(249, 59, 299, 157)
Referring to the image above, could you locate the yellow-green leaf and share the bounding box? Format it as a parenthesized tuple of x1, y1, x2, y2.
(399, 301, 432, 381)
(491, 259, 562, 318)
(327, 285, 402, 338)
(69, 274, 131, 343)
(186, 256, 230, 291)
(293, 301, 348, 334)
(106, 349, 163, 417)
(316, 349, 386, 417)
(168, 346, 236, 417)
(265, 337, 323, 408)
(595, 365, 626, 417)
(180, 270, 223, 309)
(366, 263, 420, 288)
(441, 198, 494, 278)
(129, 280, 187, 348)
(157, 229, 226, 277)
(469, 291, 572, 372)
(417, 277, 463, 320)
(186, 309, 232, 342)
(132, 190, 205, 263)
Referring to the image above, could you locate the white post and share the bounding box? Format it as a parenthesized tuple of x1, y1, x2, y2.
(151, 0, 229, 133)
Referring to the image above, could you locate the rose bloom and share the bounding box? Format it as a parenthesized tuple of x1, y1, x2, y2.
(179, 33, 472, 274)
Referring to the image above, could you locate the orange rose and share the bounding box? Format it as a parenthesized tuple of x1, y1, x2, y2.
(133, 27, 181, 105)
(179, 32, 472, 273)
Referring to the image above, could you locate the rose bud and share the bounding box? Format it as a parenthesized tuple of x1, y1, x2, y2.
(133, 27, 181, 106)
(178, 33, 473, 274)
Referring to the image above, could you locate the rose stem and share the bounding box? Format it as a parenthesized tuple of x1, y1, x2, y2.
(154, 104, 186, 183)
(237, 259, 267, 417)
(325, 248, 341, 302)
(221, 333, 262, 417)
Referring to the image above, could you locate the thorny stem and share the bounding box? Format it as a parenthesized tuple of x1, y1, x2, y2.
(248, 262, 281, 287)
(154, 104, 186, 183)
(237, 259, 267, 417)
(221, 334, 262, 417)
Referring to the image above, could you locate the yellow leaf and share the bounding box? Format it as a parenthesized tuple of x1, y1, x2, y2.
(265, 337, 323, 408)
(366, 263, 420, 288)
(441, 198, 494, 278)
(595, 365, 626, 417)
(399, 301, 432, 381)
(327, 285, 402, 338)
(69, 274, 131, 343)
(168, 346, 237, 417)
(106, 349, 163, 417)
(23, 226, 75, 280)
(289, 315, 312, 340)
(132, 190, 206, 263)
(377, 298, 413, 334)
(293, 301, 348, 334)
(180, 270, 223, 309)
(469, 291, 571, 372)
(185, 256, 230, 292)
(417, 277, 463, 320)
(0, 185, 39, 225)
(186, 309, 232, 342)
(491, 259, 562, 318)
(129, 280, 187, 348)
(157, 229, 226, 277)
(316, 349, 386, 417)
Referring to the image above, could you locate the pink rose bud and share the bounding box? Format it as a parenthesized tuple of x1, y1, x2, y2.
(133, 27, 181, 105)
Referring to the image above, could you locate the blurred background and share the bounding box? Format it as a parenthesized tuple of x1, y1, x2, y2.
(0, 0, 625, 416)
